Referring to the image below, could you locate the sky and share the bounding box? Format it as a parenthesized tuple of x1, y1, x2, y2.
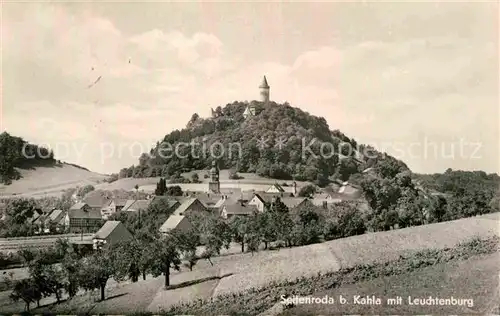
(2, 1, 498, 175)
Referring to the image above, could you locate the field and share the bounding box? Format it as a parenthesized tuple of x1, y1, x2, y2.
(12, 212, 498, 314)
(283, 252, 500, 315)
(0, 164, 107, 198)
(0, 165, 309, 199)
(95, 169, 310, 193)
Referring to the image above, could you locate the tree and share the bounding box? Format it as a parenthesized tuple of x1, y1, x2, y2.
(199, 215, 232, 264)
(191, 173, 200, 183)
(78, 250, 120, 301)
(155, 178, 167, 196)
(61, 251, 81, 298)
(76, 184, 95, 198)
(298, 185, 316, 198)
(166, 185, 183, 196)
(255, 212, 276, 249)
(110, 239, 142, 283)
(9, 279, 41, 312)
(148, 235, 182, 288)
(5, 198, 37, 225)
(230, 216, 250, 253)
(171, 229, 200, 271)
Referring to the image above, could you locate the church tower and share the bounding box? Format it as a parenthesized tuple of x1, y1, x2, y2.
(259, 75, 270, 103)
(208, 161, 220, 193)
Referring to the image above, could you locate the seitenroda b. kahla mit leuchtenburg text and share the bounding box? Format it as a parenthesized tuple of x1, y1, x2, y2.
(280, 295, 474, 308)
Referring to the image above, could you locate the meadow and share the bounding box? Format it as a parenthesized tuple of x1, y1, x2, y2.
(0, 164, 107, 198)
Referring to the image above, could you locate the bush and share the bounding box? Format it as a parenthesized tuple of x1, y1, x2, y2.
(298, 185, 316, 197)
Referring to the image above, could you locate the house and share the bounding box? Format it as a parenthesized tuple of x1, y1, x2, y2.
(67, 203, 103, 233)
(188, 192, 221, 208)
(93, 221, 133, 250)
(42, 209, 67, 233)
(280, 197, 311, 211)
(266, 183, 285, 194)
(159, 215, 195, 235)
(311, 198, 342, 209)
(108, 198, 128, 213)
(121, 199, 152, 212)
(247, 194, 266, 212)
(221, 204, 258, 219)
(265, 182, 297, 196)
(149, 196, 181, 213)
(173, 198, 207, 216)
(83, 194, 111, 212)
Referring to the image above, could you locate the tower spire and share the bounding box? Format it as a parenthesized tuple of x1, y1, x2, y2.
(259, 75, 270, 103)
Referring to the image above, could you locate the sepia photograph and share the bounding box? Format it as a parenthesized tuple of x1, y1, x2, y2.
(0, 1, 499, 314)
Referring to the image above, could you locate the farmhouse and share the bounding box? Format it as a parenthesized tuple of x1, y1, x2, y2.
(83, 194, 111, 212)
(159, 215, 194, 235)
(93, 221, 133, 250)
(265, 182, 297, 196)
(248, 194, 266, 212)
(221, 204, 258, 219)
(173, 198, 207, 216)
(107, 198, 128, 213)
(67, 202, 103, 233)
(280, 197, 312, 211)
(122, 199, 152, 212)
(311, 198, 342, 209)
(42, 209, 67, 233)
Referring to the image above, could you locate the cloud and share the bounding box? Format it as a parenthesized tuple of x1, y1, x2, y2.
(2, 3, 497, 174)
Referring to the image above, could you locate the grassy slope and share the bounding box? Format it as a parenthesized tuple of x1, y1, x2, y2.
(11, 213, 498, 314)
(284, 253, 500, 315)
(0, 164, 107, 198)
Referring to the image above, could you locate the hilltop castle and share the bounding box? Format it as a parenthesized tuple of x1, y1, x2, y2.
(243, 76, 270, 119)
(209, 76, 271, 119)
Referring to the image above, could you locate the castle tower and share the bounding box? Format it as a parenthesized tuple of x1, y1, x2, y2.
(259, 75, 270, 103)
(208, 161, 220, 193)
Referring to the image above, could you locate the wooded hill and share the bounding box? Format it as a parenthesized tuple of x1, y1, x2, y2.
(117, 101, 408, 186)
(0, 132, 56, 184)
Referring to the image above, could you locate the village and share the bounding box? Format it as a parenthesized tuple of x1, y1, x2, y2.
(5, 161, 363, 251)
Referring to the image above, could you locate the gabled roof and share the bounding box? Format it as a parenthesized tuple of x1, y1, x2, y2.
(112, 198, 128, 207)
(68, 207, 102, 219)
(122, 199, 152, 212)
(174, 198, 205, 215)
(159, 215, 192, 233)
(31, 212, 42, 223)
(267, 183, 285, 192)
(83, 194, 111, 208)
(280, 197, 309, 209)
(250, 193, 266, 203)
(70, 202, 88, 211)
(94, 220, 121, 239)
(311, 198, 342, 206)
(224, 204, 258, 215)
(48, 209, 64, 222)
(214, 196, 241, 208)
